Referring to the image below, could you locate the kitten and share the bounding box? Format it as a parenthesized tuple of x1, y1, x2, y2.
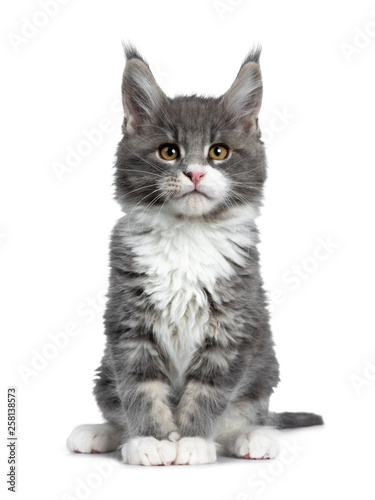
(67, 45, 323, 465)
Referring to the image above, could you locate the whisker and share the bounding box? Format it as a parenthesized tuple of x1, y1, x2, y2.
(137, 192, 166, 232)
(120, 143, 169, 176)
(229, 171, 261, 178)
(116, 168, 165, 179)
(155, 191, 172, 225)
(125, 187, 164, 230)
(224, 154, 253, 171)
(228, 191, 252, 206)
(230, 181, 262, 188)
(223, 195, 235, 213)
(224, 153, 266, 173)
(117, 184, 160, 200)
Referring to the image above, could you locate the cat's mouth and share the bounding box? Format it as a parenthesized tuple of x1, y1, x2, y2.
(181, 190, 210, 199)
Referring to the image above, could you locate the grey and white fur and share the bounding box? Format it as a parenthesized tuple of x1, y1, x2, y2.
(67, 45, 323, 465)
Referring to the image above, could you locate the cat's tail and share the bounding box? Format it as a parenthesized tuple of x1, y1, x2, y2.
(267, 411, 324, 429)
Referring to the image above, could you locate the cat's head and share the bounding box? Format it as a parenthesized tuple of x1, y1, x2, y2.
(115, 45, 266, 220)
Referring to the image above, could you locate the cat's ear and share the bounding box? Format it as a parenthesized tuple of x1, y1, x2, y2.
(121, 45, 167, 133)
(221, 48, 263, 133)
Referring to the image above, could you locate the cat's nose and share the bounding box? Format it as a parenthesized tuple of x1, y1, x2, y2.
(183, 171, 205, 186)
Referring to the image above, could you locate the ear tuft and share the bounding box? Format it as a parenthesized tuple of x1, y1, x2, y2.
(122, 42, 150, 66)
(221, 48, 263, 133)
(240, 45, 262, 67)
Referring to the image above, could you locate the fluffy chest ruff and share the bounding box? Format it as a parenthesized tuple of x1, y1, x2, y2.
(127, 207, 257, 382)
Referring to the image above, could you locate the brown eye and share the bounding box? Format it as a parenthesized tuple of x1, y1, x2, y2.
(159, 144, 179, 161)
(209, 144, 229, 160)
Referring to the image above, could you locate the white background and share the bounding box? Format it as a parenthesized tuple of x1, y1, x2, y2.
(2, 0, 375, 498)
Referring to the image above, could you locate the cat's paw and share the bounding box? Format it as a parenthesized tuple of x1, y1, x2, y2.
(174, 437, 217, 465)
(121, 437, 177, 466)
(231, 428, 279, 460)
(67, 423, 120, 453)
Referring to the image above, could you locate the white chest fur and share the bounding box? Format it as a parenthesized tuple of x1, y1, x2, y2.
(127, 207, 257, 385)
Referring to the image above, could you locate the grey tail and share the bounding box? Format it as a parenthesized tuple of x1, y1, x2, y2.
(268, 412, 324, 430)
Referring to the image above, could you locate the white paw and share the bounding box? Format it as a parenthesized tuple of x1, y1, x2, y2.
(231, 428, 279, 459)
(67, 423, 120, 454)
(121, 437, 177, 466)
(174, 437, 217, 465)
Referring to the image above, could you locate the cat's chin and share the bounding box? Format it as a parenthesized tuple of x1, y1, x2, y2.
(168, 192, 221, 217)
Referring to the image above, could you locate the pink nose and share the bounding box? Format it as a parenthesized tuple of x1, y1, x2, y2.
(184, 171, 205, 186)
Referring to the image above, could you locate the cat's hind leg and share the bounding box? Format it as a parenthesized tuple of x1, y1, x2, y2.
(215, 399, 279, 460)
(67, 423, 122, 454)
(220, 427, 280, 459)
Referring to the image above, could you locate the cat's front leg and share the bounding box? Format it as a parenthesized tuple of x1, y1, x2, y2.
(173, 381, 226, 465)
(174, 340, 244, 465)
(119, 378, 179, 466)
(109, 331, 179, 465)
(121, 434, 178, 466)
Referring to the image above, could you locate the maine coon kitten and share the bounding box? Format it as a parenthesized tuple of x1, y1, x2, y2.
(67, 46, 323, 465)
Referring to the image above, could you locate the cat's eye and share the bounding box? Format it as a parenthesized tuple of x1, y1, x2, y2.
(159, 144, 179, 161)
(209, 144, 229, 160)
